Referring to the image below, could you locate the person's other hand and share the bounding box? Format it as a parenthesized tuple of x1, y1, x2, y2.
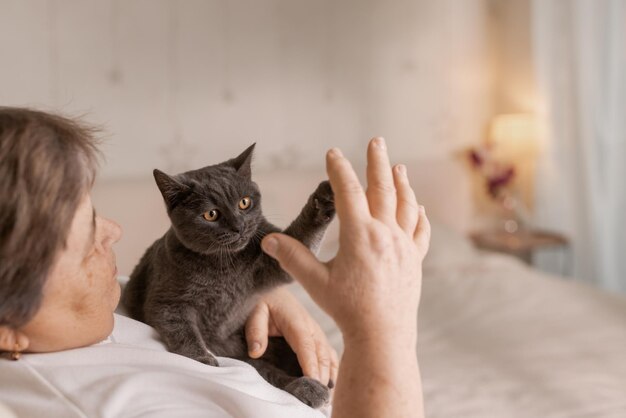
(260, 137, 430, 345)
(244, 286, 339, 387)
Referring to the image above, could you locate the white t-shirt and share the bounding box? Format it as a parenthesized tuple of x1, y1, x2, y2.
(0, 314, 330, 418)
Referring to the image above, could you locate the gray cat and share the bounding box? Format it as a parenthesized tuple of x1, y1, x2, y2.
(122, 144, 335, 408)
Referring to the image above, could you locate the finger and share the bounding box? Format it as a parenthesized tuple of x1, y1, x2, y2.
(393, 164, 419, 234)
(269, 299, 322, 381)
(329, 348, 339, 389)
(315, 338, 331, 386)
(413, 206, 431, 254)
(326, 148, 371, 227)
(366, 137, 396, 223)
(244, 302, 270, 358)
(283, 325, 320, 381)
(261, 233, 329, 302)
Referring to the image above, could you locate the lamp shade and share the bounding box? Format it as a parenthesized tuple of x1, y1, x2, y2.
(489, 113, 542, 158)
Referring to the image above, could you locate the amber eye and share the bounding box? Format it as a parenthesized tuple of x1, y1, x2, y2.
(203, 210, 220, 222)
(239, 197, 252, 210)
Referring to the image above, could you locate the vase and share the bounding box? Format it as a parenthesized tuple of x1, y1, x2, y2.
(496, 190, 531, 234)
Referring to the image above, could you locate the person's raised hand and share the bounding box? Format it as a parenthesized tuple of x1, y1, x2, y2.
(260, 137, 430, 345)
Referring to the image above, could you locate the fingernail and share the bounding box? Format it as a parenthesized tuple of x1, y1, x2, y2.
(397, 164, 407, 175)
(261, 236, 279, 256)
(373, 137, 386, 149)
(251, 342, 261, 353)
(419, 205, 425, 213)
(328, 148, 343, 159)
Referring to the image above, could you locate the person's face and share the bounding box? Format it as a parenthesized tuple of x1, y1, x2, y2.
(20, 193, 122, 352)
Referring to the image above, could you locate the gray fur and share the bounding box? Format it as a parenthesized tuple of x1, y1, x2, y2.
(123, 144, 335, 408)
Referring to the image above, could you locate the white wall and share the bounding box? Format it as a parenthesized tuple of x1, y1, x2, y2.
(0, 0, 494, 179)
(488, 0, 538, 113)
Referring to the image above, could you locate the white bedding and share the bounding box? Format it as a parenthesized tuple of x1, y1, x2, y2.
(0, 314, 330, 418)
(417, 251, 626, 417)
(298, 222, 626, 417)
(2, 221, 624, 417)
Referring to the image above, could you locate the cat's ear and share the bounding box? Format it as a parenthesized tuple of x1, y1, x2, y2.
(153, 169, 191, 209)
(229, 143, 256, 179)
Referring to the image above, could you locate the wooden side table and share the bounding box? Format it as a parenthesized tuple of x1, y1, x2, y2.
(469, 229, 570, 271)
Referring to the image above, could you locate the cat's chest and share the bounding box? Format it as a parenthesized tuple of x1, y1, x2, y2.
(187, 265, 259, 337)
(183, 256, 257, 300)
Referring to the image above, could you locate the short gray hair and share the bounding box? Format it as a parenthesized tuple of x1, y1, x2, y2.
(0, 107, 101, 328)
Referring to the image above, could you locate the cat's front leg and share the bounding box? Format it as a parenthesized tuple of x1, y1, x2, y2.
(147, 305, 219, 367)
(252, 181, 334, 288)
(252, 181, 334, 289)
(283, 180, 335, 253)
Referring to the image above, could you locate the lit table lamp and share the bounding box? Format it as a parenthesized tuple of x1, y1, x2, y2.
(489, 113, 542, 160)
(488, 113, 543, 233)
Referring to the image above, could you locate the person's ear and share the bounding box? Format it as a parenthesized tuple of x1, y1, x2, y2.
(0, 326, 29, 352)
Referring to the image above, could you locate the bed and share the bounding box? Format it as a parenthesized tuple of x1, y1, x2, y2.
(298, 222, 626, 417)
(90, 158, 626, 417)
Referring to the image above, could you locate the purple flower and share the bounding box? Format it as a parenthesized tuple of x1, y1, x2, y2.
(468, 149, 484, 167)
(487, 167, 515, 197)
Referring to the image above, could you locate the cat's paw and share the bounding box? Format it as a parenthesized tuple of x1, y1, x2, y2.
(312, 180, 335, 224)
(285, 376, 331, 409)
(196, 353, 220, 367)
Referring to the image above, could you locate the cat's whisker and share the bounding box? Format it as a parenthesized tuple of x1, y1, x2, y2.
(219, 245, 224, 270)
(226, 243, 235, 270)
(224, 246, 231, 270)
(223, 246, 231, 271)
(250, 229, 264, 243)
(254, 230, 266, 244)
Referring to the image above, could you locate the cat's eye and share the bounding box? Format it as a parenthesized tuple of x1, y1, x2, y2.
(239, 197, 252, 210)
(203, 210, 220, 222)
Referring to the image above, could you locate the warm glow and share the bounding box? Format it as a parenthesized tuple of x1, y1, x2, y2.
(489, 113, 543, 159)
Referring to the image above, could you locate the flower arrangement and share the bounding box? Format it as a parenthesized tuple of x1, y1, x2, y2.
(467, 145, 530, 233)
(467, 146, 516, 199)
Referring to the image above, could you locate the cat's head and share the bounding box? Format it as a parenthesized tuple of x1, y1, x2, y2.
(153, 143, 263, 254)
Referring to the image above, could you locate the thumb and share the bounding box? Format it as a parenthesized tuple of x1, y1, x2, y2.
(413, 206, 431, 254)
(261, 233, 329, 296)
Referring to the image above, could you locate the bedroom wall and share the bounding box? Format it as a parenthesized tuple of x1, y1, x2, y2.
(0, 0, 494, 179)
(488, 0, 538, 114)
(1, 0, 497, 273)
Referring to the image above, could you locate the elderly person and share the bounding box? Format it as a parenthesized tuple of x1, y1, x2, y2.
(0, 107, 429, 418)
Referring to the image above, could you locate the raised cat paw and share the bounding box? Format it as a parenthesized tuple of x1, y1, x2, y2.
(285, 376, 331, 409)
(312, 180, 335, 224)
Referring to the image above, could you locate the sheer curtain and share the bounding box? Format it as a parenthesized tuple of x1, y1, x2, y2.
(531, 0, 626, 292)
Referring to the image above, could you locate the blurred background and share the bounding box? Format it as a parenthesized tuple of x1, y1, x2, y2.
(1, 0, 624, 293)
